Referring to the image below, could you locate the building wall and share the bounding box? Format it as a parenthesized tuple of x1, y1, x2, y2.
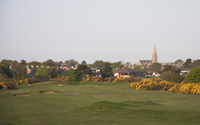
(114, 72, 144, 78)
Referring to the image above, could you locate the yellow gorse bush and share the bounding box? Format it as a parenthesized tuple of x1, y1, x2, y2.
(83, 76, 101, 82)
(112, 77, 139, 83)
(130, 79, 176, 91)
(0, 78, 31, 90)
(50, 76, 69, 82)
(178, 83, 200, 95)
(0, 82, 8, 90)
(130, 79, 200, 95)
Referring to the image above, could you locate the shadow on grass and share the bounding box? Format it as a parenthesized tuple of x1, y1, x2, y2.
(82, 101, 161, 112)
(80, 100, 200, 124)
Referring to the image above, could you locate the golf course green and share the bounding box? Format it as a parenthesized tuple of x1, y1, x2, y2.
(0, 81, 200, 125)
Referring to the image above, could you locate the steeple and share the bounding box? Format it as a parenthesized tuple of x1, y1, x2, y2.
(152, 45, 158, 63)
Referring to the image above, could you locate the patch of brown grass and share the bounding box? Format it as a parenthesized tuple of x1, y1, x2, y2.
(31, 93, 39, 95)
(43, 91, 55, 94)
(57, 84, 63, 86)
(15, 94, 30, 96)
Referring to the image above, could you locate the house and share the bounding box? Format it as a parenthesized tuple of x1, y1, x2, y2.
(26, 66, 38, 78)
(60, 64, 78, 70)
(60, 65, 72, 70)
(137, 60, 152, 67)
(28, 67, 37, 79)
(113, 68, 145, 78)
(180, 68, 192, 75)
(152, 72, 160, 77)
(90, 67, 101, 77)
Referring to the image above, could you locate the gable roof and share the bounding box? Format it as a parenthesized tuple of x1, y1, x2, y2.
(113, 68, 144, 74)
(139, 60, 152, 63)
(180, 68, 193, 72)
(139, 60, 152, 62)
(138, 60, 152, 66)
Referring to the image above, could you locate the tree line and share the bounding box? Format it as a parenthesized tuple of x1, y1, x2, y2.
(1, 58, 200, 83)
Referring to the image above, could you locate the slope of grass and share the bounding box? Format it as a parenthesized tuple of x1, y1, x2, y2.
(0, 81, 200, 125)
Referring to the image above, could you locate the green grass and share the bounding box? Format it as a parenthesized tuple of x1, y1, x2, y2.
(0, 81, 200, 125)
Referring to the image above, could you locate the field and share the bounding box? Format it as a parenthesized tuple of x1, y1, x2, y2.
(0, 81, 200, 125)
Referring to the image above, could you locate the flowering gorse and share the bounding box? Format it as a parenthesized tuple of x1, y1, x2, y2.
(50, 76, 69, 82)
(0, 78, 31, 90)
(112, 77, 140, 83)
(130, 79, 200, 95)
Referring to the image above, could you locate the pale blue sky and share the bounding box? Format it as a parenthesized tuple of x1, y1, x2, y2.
(0, 0, 200, 64)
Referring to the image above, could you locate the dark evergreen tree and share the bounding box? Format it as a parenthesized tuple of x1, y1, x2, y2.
(182, 58, 192, 68)
(76, 62, 91, 81)
(101, 62, 113, 78)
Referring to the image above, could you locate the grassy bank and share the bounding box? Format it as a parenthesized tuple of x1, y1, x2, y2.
(0, 81, 200, 125)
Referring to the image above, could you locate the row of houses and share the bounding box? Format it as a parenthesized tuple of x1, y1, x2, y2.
(26, 64, 78, 71)
(113, 68, 145, 78)
(25, 64, 78, 79)
(25, 62, 192, 79)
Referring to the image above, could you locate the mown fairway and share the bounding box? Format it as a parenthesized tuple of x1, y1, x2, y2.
(0, 81, 200, 125)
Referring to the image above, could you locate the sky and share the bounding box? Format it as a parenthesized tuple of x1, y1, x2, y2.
(0, 0, 200, 64)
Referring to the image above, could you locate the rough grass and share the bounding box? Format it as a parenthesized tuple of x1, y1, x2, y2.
(13, 90, 59, 96)
(82, 101, 161, 111)
(0, 81, 200, 125)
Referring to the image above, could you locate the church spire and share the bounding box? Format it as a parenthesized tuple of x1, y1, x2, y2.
(152, 45, 158, 63)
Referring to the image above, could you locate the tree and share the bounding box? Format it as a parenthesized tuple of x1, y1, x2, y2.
(161, 65, 179, 73)
(161, 71, 184, 83)
(76, 62, 91, 81)
(57, 61, 63, 66)
(124, 62, 131, 68)
(189, 60, 200, 68)
(42, 59, 56, 66)
(64, 59, 78, 66)
(175, 59, 184, 65)
(93, 60, 104, 69)
(20, 60, 26, 65)
(12, 60, 27, 79)
(35, 67, 51, 79)
(101, 62, 113, 78)
(0, 64, 13, 79)
(134, 66, 144, 71)
(67, 70, 77, 82)
(184, 66, 200, 83)
(151, 62, 161, 73)
(182, 58, 192, 68)
(69, 62, 75, 67)
(27, 61, 41, 67)
(81, 60, 87, 65)
(47, 67, 66, 78)
(48, 68, 58, 78)
(111, 61, 123, 70)
(1, 59, 18, 66)
(160, 65, 184, 83)
(0, 60, 19, 79)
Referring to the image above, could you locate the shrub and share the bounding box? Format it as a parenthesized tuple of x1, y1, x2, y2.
(0, 78, 42, 91)
(50, 76, 68, 82)
(130, 79, 176, 91)
(35, 67, 51, 79)
(168, 84, 181, 93)
(161, 71, 184, 83)
(68, 70, 77, 82)
(0, 82, 8, 90)
(130, 79, 200, 95)
(104, 76, 116, 82)
(184, 66, 200, 83)
(112, 77, 139, 83)
(83, 76, 103, 82)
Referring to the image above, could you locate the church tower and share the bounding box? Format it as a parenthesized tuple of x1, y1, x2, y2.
(152, 45, 158, 63)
